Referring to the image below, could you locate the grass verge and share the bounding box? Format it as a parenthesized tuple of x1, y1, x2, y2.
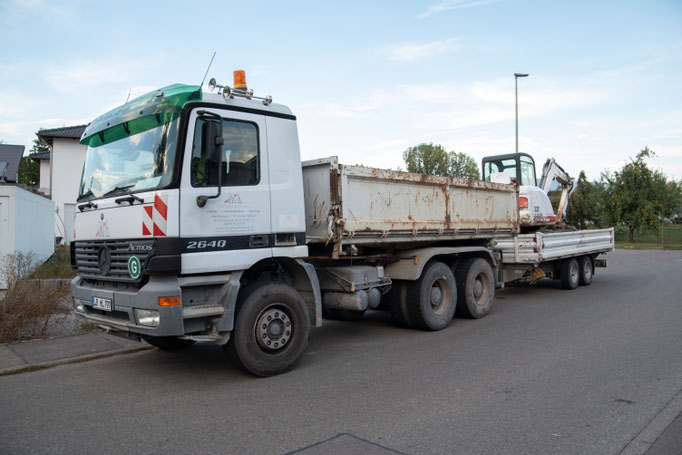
(615, 225, 682, 249)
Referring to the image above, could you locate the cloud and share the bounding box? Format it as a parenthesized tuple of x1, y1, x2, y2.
(43, 63, 131, 92)
(0, 0, 80, 25)
(386, 38, 460, 62)
(419, 0, 501, 19)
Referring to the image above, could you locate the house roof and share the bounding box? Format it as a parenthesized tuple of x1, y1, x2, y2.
(37, 124, 87, 146)
(0, 144, 25, 183)
(30, 151, 51, 161)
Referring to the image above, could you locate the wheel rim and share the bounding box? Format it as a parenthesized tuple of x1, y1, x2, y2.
(584, 261, 592, 281)
(472, 271, 491, 306)
(255, 304, 293, 352)
(429, 277, 450, 315)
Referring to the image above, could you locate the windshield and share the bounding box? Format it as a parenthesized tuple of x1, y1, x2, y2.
(78, 118, 179, 201)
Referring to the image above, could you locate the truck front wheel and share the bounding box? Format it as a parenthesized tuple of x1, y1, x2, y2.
(225, 283, 310, 377)
(455, 258, 495, 319)
(406, 262, 457, 331)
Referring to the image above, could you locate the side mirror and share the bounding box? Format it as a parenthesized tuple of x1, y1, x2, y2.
(196, 114, 224, 208)
(204, 119, 224, 163)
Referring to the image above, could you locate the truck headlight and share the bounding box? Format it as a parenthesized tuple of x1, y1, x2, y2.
(134, 309, 160, 327)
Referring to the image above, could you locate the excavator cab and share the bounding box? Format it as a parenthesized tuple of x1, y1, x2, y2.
(482, 152, 575, 230)
(482, 152, 537, 186)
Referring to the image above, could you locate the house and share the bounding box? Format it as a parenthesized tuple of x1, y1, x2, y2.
(34, 125, 87, 244)
(0, 144, 24, 183)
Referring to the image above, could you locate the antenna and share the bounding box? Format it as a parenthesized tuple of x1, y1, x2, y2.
(125, 88, 132, 103)
(200, 52, 217, 89)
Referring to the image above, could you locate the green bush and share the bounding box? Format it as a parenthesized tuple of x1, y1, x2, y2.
(0, 252, 71, 342)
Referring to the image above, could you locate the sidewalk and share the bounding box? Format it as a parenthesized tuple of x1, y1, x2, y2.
(0, 331, 151, 376)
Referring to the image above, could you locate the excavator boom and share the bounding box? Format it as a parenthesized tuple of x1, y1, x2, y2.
(539, 158, 576, 224)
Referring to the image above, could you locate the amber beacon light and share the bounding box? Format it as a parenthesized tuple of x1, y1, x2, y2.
(234, 70, 247, 90)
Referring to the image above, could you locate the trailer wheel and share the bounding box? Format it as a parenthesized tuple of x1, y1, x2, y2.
(455, 258, 495, 319)
(406, 262, 457, 331)
(386, 281, 413, 328)
(141, 336, 195, 350)
(225, 283, 310, 377)
(560, 258, 580, 290)
(578, 256, 593, 286)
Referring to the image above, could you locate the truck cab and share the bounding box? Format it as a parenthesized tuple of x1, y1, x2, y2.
(71, 76, 323, 376)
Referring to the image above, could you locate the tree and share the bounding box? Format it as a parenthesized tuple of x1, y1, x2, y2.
(403, 143, 480, 179)
(564, 171, 599, 229)
(448, 152, 480, 180)
(17, 134, 48, 187)
(403, 143, 449, 176)
(602, 147, 681, 242)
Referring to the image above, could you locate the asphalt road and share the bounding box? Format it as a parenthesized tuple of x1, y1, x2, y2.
(1, 249, 681, 455)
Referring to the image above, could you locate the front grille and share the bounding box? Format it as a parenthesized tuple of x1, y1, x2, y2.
(75, 240, 154, 284)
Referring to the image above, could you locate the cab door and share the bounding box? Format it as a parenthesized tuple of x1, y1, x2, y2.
(179, 107, 271, 273)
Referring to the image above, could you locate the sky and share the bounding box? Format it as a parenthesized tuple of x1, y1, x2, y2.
(1, 0, 681, 181)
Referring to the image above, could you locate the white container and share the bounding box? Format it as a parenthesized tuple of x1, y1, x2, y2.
(302, 157, 519, 251)
(0, 186, 55, 289)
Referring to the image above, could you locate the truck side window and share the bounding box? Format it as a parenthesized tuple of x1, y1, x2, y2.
(191, 118, 260, 187)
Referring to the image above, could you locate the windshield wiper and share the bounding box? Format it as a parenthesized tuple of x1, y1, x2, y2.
(101, 183, 137, 199)
(115, 193, 144, 205)
(77, 189, 94, 202)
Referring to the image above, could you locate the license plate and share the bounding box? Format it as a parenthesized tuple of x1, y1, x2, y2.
(92, 296, 113, 312)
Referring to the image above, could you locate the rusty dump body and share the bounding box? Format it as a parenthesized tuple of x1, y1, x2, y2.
(302, 157, 520, 254)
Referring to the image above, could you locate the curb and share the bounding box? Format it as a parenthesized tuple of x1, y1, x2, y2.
(619, 387, 682, 455)
(0, 345, 153, 377)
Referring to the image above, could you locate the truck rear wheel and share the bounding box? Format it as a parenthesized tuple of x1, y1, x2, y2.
(406, 262, 456, 331)
(225, 283, 310, 377)
(560, 258, 580, 290)
(455, 258, 495, 319)
(578, 256, 593, 286)
(142, 336, 195, 350)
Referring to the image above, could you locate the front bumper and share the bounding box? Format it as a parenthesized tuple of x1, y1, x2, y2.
(71, 276, 233, 336)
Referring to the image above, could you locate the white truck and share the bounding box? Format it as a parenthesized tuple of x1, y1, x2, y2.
(70, 72, 614, 376)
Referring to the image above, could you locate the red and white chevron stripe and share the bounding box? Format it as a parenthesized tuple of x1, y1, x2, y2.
(142, 193, 168, 237)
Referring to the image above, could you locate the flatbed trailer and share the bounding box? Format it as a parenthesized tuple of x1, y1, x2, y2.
(494, 228, 614, 286)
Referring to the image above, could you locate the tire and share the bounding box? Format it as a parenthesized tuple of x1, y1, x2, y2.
(406, 262, 457, 331)
(560, 258, 580, 290)
(578, 256, 593, 286)
(225, 283, 310, 377)
(385, 281, 413, 328)
(141, 336, 195, 350)
(454, 258, 495, 319)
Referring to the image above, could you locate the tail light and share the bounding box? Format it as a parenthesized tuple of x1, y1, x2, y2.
(519, 197, 528, 209)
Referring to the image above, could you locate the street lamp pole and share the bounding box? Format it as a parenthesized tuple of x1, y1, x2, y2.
(514, 73, 529, 154)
